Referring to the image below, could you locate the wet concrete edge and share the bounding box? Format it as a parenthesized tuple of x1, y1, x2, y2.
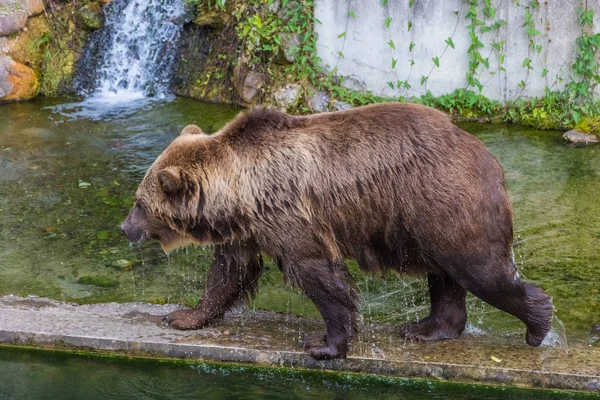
(1, 329, 599, 393)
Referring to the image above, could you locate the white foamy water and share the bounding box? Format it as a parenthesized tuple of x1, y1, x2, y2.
(51, 0, 184, 120)
(94, 0, 184, 98)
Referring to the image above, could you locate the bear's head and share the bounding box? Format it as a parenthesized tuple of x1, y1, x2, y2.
(120, 124, 222, 253)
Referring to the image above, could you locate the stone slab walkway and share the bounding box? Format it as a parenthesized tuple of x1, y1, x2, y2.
(0, 295, 599, 393)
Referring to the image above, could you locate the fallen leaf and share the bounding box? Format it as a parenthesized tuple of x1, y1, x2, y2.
(491, 355, 502, 363)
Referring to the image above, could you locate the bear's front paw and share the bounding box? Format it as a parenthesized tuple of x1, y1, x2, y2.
(303, 335, 347, 360)
(163, 309, 207, 330)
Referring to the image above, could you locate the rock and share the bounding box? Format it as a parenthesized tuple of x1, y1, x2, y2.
(593, 324, 600, 334)
(22, 0, 43, 16)
(277, 0, 298, 21)
(194, 10, 231, 28)
(266, 0, 280, 14)
(0, 10, 28, 36)
(0, 55, 39, 101)
(4, 16, 50, 70)
(233, 65, 264, 104)
(307, 90, 329, 112)
(273, 84, 301, 110)
(562, 129, 599, 145)
(274, 33, 300, 64)
(332, 100, 352, 112)
(75, 3, 104, 31)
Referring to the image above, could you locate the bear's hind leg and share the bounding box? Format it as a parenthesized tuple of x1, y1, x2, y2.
(447, 261, 552, 346)
(282, 258, 359, 360)
(164, 241, 263, 330)
(400, 273, 467, 342)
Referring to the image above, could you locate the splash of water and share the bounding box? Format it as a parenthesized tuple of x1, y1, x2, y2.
(49, 0, 185, 120)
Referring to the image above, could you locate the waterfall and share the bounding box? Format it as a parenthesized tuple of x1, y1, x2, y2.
(53, 0, 185, 120)
(77, 0, 185, 100)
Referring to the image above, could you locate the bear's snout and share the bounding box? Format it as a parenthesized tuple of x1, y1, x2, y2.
(120, 218, 146, 244)
(120, 205, 148, 244)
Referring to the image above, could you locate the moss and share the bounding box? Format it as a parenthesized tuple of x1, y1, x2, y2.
(78, 275, 119, 288)
(575, 116, 600, 133)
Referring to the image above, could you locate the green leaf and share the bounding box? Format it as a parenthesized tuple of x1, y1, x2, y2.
(420, 75, 428, 85)
(387, 39, 396, 50)
(78, 180, 91, 189)
(445, 37, 455, 49)
(385, 17, 392, 28)
(541, 68, 548, 78)
(387, 81, 394, 89)
(381, 0, 388, 5)
(409, 0, 414, 7)
(432, 56, 439, 68)
(527, 27, 541, 36)
(409, 41, 415, 52)
(408, 21, 412, 31)
(337, 32, 346, 39)
(571, 109, 581, 124)
(392, 58, 397, 69)
(349, 10, 355, 18)
(337, 51, 344, 58)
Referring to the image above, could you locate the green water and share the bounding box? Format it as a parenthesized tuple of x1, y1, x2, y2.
(0, 97, 599, 337)
(0, 347, 595, 400)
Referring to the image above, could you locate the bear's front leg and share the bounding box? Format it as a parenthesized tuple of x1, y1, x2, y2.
(282, 258, 359, 360)
(164, 241, 263, 330)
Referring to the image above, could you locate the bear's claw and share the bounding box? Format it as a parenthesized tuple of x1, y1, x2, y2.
(163, 309, 207, 330)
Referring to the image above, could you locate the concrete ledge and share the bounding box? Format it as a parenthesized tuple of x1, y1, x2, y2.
(0, 295, 599, 393)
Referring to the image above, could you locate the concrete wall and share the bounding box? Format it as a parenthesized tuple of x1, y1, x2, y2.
(314, 0, 600, 102)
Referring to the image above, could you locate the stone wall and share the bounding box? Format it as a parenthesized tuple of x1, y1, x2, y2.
(314, 0, 600, 102)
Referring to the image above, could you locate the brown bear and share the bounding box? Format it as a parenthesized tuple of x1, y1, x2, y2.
(121, 102, 553, 360)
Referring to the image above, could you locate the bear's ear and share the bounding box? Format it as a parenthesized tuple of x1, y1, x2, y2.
(180, 125, 204, 136)
(157, 167, 184, 196)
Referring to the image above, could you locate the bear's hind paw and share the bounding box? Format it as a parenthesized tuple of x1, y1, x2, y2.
(400, 317, 464, 342)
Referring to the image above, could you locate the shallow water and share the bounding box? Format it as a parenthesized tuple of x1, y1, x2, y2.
(0, 97, 599, 338)
(0, 347, 595, 400)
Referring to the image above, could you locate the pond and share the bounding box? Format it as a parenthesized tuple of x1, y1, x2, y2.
(0, 346, 595, 400)
(0, 97, 598, 341)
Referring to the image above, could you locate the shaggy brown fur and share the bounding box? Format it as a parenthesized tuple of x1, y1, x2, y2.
(121, 103, 553, 360)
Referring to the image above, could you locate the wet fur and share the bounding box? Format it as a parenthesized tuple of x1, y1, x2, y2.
(128, 103, 553, 359)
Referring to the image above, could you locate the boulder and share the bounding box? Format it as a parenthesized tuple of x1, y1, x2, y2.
(3, 16, 50, 70)
(274, 32, 300, 64)
(233, 64, 264, 104)
(22, 0, 44, 16)
(0, 55, 39, 101)
(562, 129, 599, 145)
(0, 10, 28, 36)
(194, 10, 231, 28)
(277, 0, 298, 21)
(273, 84, 301, 110)
(332, 100, 352, 112)
(307, 90, 329, 113)
(75, 3, 104, 31)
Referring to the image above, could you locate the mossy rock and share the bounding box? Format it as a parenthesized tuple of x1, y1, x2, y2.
(76, 3, 104, 31)
(78, 275, 119, 288)
(194, 10, 231, 28)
